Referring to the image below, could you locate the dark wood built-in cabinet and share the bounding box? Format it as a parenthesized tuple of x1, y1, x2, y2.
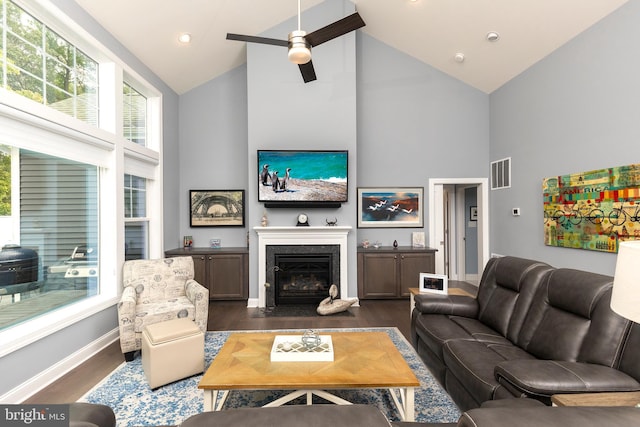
(357, 246, 436, 299)
(165, 247, 248, 300)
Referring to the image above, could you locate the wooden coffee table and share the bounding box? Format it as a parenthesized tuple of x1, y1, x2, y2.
(199, 331, 420, 421)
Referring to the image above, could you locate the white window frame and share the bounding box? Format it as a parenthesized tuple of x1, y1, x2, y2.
(0, 0, 164, 356)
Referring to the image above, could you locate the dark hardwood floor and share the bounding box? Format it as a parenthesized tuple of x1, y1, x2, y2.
(24, 281, 476, 404)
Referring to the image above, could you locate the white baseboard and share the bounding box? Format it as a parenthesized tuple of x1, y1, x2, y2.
(0, 327, 119, 403)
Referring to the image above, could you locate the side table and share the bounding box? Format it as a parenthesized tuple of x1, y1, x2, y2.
(408, 287, 474, 319)
(551, 391, 640, 407)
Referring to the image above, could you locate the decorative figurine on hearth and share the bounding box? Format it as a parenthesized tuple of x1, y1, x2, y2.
(261, 211, 268, 227)
(317, 284, 357, 316)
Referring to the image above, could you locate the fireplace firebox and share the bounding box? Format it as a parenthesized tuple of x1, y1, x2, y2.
(274, 254, 332, 305)
(266, 245, 340, 306)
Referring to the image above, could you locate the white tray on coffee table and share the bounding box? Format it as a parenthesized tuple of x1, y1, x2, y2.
(270, 335, 334, 362)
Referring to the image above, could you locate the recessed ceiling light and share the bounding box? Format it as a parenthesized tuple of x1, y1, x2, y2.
(454, 53, 465, 63)
(486, 32, 500, 42)
(178, 33, 192, 44)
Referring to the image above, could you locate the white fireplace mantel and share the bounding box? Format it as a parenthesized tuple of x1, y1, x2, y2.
(254, 226, 352, 308)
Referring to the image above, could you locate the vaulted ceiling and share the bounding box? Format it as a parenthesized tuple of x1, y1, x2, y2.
(74, 0, 628, 95)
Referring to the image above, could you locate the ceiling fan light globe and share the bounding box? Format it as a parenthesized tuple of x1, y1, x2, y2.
(288, 46, 311, 64)
(288, 30, 311, 64)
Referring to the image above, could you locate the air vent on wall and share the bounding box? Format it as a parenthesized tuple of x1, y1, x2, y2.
(491, 157, 511, 190)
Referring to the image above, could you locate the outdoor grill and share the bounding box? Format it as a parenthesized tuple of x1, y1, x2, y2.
(0, 244, 39, 294)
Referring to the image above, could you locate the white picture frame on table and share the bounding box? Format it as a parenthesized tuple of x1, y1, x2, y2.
(419, 273, 448, 294)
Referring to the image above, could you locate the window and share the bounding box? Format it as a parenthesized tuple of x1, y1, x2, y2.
(124, 174, 148, 260)
(0, 145, 99, 330)
(0, 0, 162, 354)
(1, 0, 99, 126)
(123, 82, 146, 146)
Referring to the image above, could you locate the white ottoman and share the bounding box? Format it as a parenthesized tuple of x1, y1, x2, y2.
(142, 318, 205, 389)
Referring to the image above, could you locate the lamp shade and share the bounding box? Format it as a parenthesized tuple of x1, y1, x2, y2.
(611, 240, 640, 323)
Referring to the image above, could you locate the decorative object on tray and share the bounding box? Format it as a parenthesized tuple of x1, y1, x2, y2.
(317, 284, 357, 316)
(183, 236, 193, 248)
(270, 333, 334, 362)
(209, 239, 221, 249)
(301, 329, 321, 349)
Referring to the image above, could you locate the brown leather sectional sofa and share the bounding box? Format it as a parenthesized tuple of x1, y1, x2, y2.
(178, 403, 640, 427)
(411, 256, 640, 411)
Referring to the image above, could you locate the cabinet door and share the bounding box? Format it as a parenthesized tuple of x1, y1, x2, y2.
(360, 253, 398, 298)
(209, 254, 247, 300)
(191, 255, 209, 291)
(399, 253, 433, 297)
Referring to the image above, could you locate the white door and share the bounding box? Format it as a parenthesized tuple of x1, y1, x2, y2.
(429, 178, 489, 279)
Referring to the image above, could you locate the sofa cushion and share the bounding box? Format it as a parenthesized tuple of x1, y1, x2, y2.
(443, 339, 536, 404)
(522, 269, 629, 366)
(123, 257, 193, 302)
(495, 359, 640, 397)
(475, 257, 553, 343)
(133, 296, 195, 333)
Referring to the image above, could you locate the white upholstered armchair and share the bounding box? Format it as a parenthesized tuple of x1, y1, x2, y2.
(117, 256, 209, 361)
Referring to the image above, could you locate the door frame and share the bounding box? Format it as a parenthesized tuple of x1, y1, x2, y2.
(428, 178, 489, 278)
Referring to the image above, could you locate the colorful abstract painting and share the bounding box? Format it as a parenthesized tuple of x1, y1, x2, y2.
(543, 164, 640, 253)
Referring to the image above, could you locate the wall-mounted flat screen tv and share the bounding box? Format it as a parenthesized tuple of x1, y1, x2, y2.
(257, 150, 348, 208)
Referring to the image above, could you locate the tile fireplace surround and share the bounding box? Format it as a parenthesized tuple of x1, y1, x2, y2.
(254, 226, 352, 308)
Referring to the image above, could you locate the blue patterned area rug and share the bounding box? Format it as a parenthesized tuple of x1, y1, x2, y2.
(81, 327, 460, 426)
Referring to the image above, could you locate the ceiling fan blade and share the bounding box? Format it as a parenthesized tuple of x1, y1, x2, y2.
(299, 60, 317, 83)
(226, 33, 288, 47)
(305, 12, 365, 47)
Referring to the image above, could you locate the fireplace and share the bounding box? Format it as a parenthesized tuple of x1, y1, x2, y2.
(254, 226, 352, 308)
(266, 245, 340, 305)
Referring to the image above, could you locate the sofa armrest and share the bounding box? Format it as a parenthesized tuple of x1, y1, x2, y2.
(117, 286, 138, 353)
(414, 294, 479, 318)
(495, 359, 640, 398)
(185, 279, 209, 333)
(458, 407, 640, 427)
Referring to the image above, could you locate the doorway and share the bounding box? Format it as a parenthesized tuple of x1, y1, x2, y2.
(428, 178, 489, 283)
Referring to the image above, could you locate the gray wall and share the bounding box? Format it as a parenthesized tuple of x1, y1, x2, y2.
(0, 0, 180, 398)
(489, 1, 640, 275)
(356, 34, 489, 248)
(178, 66, 249, 249)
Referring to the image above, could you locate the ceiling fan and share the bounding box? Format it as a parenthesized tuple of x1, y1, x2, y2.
(226, 0, 365, 83)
